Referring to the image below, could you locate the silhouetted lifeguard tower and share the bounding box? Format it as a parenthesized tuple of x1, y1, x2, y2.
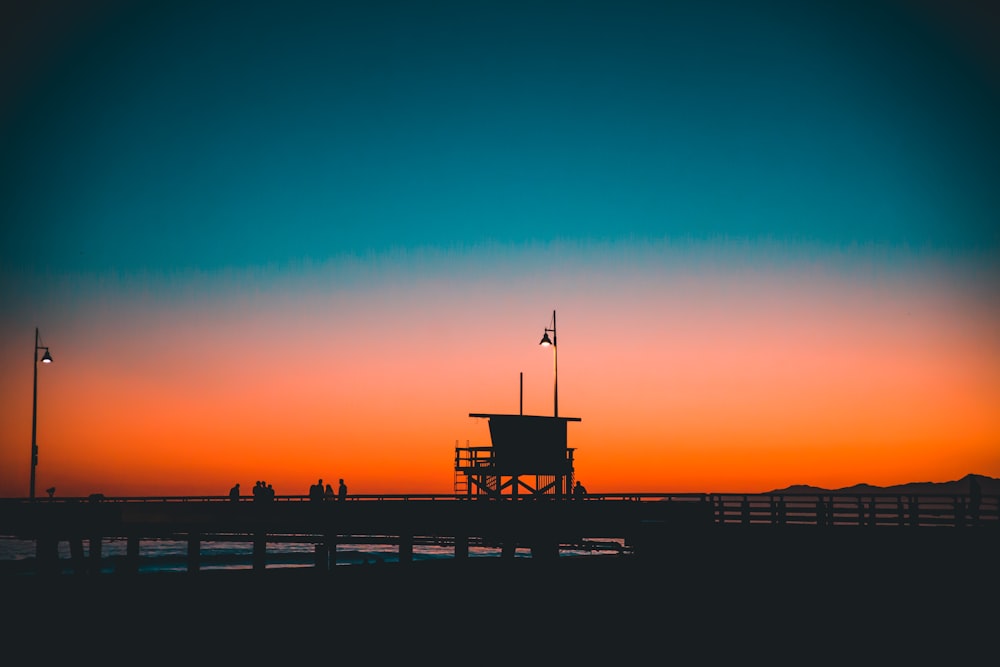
(455, 413, 581, 498)
(454, 310, 581, 498)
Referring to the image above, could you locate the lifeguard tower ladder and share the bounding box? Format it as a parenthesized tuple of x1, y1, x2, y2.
(455, 413, 581, 498)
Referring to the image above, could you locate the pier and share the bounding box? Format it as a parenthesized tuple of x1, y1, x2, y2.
(3, 490, 998, 666)
(2, 490, 996, 576)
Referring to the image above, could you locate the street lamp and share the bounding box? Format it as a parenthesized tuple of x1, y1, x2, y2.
(30, 327, 53, 500)
(539, 310, 557, 417)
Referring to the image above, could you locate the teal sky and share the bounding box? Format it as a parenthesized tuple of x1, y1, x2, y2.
(2, 0, 998, 278)
(2, 1, 1000, 495)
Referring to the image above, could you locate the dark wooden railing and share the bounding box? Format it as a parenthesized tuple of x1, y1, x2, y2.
(5, 490, 996, 518)
(710, 492, 998, 528)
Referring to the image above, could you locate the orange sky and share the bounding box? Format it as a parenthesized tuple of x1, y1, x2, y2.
(1, 242, 997, 497)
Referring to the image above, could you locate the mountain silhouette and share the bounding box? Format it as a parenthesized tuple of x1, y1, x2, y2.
(767, 473, 997, 495)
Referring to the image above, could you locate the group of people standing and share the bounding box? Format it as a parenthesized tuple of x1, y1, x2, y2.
(309, 478, 348, 501)
(251, 480, 275, 502)
(224, 480, 277, 502)
(228, 478, 347, 502)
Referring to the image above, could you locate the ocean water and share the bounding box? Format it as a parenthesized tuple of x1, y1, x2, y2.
(0, 535, 627, 575)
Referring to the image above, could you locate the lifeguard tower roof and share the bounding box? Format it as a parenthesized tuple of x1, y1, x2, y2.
(468, 413, 581, 474)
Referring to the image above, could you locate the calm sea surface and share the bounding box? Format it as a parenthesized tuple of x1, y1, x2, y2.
(0, 536, 625, 574)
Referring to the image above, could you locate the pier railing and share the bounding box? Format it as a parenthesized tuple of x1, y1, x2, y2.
(2, 491, 996, 528)
(711, 492, 998, 528)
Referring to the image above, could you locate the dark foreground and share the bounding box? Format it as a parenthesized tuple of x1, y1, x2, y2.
(4, 528, 997, 661)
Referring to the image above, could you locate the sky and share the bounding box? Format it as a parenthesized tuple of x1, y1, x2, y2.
(1, 0, 997, 497)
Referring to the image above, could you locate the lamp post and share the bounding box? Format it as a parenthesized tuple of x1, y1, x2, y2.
(30, 327, 53, 500)
(539, 310, 557, 417)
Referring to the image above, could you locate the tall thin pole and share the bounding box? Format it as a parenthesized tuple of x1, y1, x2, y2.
(30, 327, 39, 500)
(552, 310, 558, 418)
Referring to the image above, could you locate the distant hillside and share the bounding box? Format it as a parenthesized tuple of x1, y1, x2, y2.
(767, 473, 999, 495)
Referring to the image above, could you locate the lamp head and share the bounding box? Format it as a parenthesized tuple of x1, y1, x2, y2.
(539, 332, 552, 347)
(40, 348, 52, 364)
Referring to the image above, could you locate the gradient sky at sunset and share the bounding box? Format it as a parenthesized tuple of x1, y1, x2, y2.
(1, 0, 997, 497)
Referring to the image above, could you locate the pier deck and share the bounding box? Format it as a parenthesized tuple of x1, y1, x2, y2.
(2, 492, 997, 663)
(1, 491, 996, 575)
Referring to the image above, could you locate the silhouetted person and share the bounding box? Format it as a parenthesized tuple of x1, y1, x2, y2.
(325, 483, 334, 500)
(229, 483, 240, 501)
(969, 475, 982, 525)
(45, 486, 56, 498)
(338, 478, 347, 500)
(310, 479, 324, 502)
(573, 481, 587, 498)
(816, 496, 827, 526)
